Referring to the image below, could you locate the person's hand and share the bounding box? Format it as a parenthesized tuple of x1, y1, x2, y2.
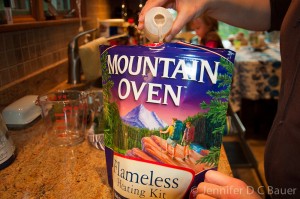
(138, 0, 209, 42)
(197, 170, 261, 199)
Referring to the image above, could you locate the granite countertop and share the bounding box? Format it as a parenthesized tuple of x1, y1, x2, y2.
(0, 84, 232, 198)
(0, 119, 112, 199)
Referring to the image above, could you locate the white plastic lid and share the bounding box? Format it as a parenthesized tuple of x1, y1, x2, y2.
(144, 7, 174, 42)
(2, 95, 41, 125)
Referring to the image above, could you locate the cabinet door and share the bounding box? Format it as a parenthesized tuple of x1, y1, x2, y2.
(43, 0, 74, 20)
(0, 0, 45, 22)
(0, 0, 82, 24)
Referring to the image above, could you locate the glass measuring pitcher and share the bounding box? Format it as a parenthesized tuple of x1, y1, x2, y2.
(37, 90, 87, 146)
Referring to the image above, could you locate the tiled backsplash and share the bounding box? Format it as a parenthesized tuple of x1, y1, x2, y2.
(0, 0, 110, 111)
(0, 23, 80, 110)
(0, 25, 74, 87)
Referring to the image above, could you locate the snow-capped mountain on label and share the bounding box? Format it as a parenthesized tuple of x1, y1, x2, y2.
(122, 104, 168, 130)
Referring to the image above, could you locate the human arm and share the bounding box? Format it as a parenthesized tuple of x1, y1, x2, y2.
(138, 0, 271, 42)
(181, 131, 186, 144)
(197, 170, 262, 199)
(160, 126, 171, 134)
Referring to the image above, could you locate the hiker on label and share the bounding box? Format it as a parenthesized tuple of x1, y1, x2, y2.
(160, 118, 183, 159)
(182, 121, 195, 161)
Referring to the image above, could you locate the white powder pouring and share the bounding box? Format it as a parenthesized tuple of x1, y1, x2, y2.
(144, 7, 174, 43)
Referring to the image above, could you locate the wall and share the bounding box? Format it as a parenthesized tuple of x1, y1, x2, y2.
(0, 0, 110, 111)
(85, 0, 110, 29)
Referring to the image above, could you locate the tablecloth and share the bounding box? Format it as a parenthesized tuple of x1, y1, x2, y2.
(230, 44, 281, 112)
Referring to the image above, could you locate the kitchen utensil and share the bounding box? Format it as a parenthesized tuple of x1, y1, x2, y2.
(37, 90, 87, 146)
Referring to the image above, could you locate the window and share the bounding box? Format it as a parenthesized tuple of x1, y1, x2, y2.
(11, 0, 32, 16)
(43, 0, 74, 20)
(48, 0, 71, 11)
(0, 0, 83, 24)
(218, 22, 249, 40)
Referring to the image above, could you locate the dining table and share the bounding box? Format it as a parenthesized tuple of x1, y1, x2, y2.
(229, 43, 281, 113)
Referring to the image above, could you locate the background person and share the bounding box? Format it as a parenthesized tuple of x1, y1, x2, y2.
(191, 14, 224, 48)
(139, 0, 299, 198)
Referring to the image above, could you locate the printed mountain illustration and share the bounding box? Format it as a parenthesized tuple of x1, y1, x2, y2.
(122, 104, 168, 130)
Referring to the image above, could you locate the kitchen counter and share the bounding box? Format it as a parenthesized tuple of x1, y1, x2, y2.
(0, 110, 232, 199)
(0, 119, 112, 199)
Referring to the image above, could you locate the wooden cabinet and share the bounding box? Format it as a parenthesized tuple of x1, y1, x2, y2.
(0, 0, 86, 31)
